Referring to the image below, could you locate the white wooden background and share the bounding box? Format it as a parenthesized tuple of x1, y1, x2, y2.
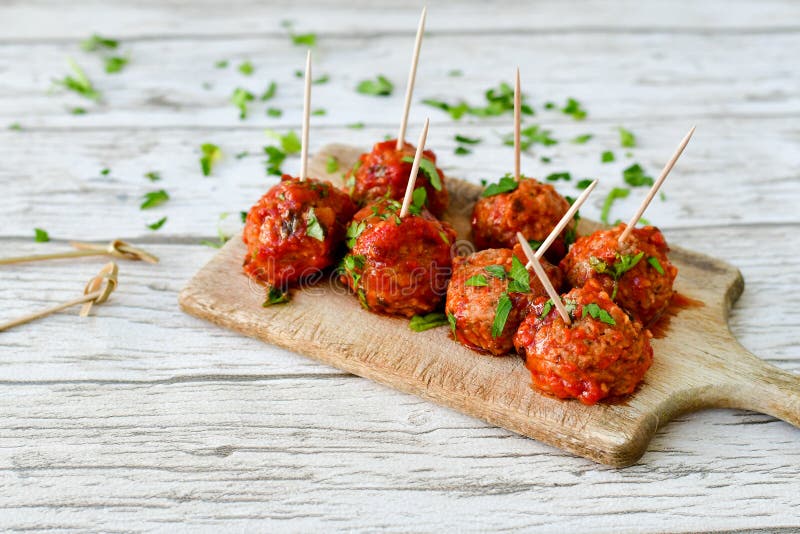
(1, 1, 799, 531)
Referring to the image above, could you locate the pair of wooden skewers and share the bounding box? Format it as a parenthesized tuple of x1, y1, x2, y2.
(0, 240, 158, 332)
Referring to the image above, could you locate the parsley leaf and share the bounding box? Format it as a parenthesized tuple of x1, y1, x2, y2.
(455, 134, 481, 144)
(484, 265, 506, 279)
(619, 127, 636, 148)
(454, 146, 471, 156)
(561, 98, 587, 120)
(465, 274, 489, 287)
(312, 108, 326, 116)
(539, 300, 553, 320)
(54, 59, 100, 101)
(81, 34, 118, 52)
(602, 150, 615, 163)
(264, 146, 286, 176)
(200, 143, 222, 176)
(648, 256, 665, 275)
(263, 286, 289, 306)
(507, 256, 530, 293)
(260, 81, 277, 101)
(572, 133, 593, 144)
(8, 122, 22, 131)
(305, 208, 325, 241)
(423, 81, 533, 120)
(231, 88, 255, 119)
(238, 61, 254, 76)
(482, 175, 518, 197)
(576, 178, 593, 190)
(357, 75, 394, 96)
(34, 228, 50, 242)
(503, 125, 557, 150)
(623, 163, 654, 187)
(410, 187, 427, 215)
(140, 189, 170, 210)
(401, 156, 442, 191)
(214, 60, 229, 69)
(582, 303, 616, 325)
(291, 33, 317, 46)
(145, 171, 161, 182)
(447, 312, 457, 334)
(491, 293, 513, 338)
(104, 56, 128, 74)
(147, 216, 168, 231)
(266, 129, 301, 154)
(347, 122, 365, 130)
(409, 312, 450, 332)
(326, 156, 339, 174)
(545, 172, 571, 182)
(267, 108, 282, 118)
(346, 220, 366, 248)
(600, 187, 630, 225)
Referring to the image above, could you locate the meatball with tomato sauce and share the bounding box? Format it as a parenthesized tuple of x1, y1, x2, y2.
(345, 139, 449, 217)
(445, 245, 563, 356)
(243, 175, 356, 289)
(560, 223, 677, 325)
(339, 197, 457, 317)
(471, 176, 573, 263)
(514, 278, 653, 405)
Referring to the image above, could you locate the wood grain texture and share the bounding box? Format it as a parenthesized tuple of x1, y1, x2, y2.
(179, 144, 800, 467)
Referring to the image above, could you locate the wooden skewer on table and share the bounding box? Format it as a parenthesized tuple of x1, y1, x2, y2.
(516, 233, 571, 324)
(618, 126, 696, 243)
(396, 7, 427, 150)
(399, 118, 430, 218)
(0, 239, 158, 266)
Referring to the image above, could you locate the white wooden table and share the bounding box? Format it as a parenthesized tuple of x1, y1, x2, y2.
(2, 1, 799, 531)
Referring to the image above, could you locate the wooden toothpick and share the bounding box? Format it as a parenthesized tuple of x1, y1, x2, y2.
(0, 262, 118, 332)
(618, 126, 696, 243)
(299, 49, 312, 181)
(517, 232, 571, 325)
(526, 179, 598, 267)
(514, 67, 521, 181)
(0, 239, 158, 266)
(399, 118, 430, 218)
(396, 7, 427, 150)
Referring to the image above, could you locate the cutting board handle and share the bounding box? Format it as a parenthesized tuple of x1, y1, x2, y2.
(706, 341, 800, 427)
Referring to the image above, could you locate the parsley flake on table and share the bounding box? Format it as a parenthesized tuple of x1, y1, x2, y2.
(265, 129, 301, 154)
(291, 33, 317, 46)
(582, 303, 616, 325)
(623, 163, 654, 187)
(619, 127, 636, 148)
(264, 146, 287, 176)
(147, 216, 168, 231)
(409, 312, 450, 332)
(100, 168, 110, 175)
(455, 134, 481, 145)
(71, 107, 87, 115)
(491, 293, 513, 338)
(260, 81, 277, 101)
(482, 174, 519, 197)
(312, 108, 326, 116)
(104, 56, 128, 74)
(356, 75, 394, 96)
(347, 122, 365, 130)
(54, 59, 100, 101)
(34, 228, 50, 242)
(600, 187, 630, 225)
(576, 178, 594, 190)
(503, 125, 557, 150)
(448, 69, 463, 77)
(561, 98, 587, 120)
(267, 108, 282, 118)
(140, 189, 170, 210)
(240, 211, 248, 223)
(238, 61, 254, 76)
(81, 34, 118, 52)
(200, 143, 222, 176)
(545, 172, 571, 182)
(145, 171, 161, 182)
(214, 60, 229, 69)
(263, 286, 290, 306)
(601, 150, 615, 163)
(454, 146, 471, 155)
(572, 134, 593, 144)
(305, 208, 325, 241)
(231, 88, 255, 119)
(8, 122, 22, 130)
(423, 81, 533, 120)
(400, 156, 441, 190)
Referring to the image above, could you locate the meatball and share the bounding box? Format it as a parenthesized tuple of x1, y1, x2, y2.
(345, 139, 449, 217)
(445, 245, 563, 356)
(560, 223, 678, 325)
(514, 278, 653, 405)
(471, 176, 572, 263)
(243, 175, 356, 288)
(339, 197, 457, 317)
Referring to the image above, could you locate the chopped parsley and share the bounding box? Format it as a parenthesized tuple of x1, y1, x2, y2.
(623, 163, 654, 187)
(572, 134, 593, 144)
(491, 293, 513, 338)
(619, 127, 636, 148)
(104, 56, 128, 74)
(455, 134, 481, 144)
(54, 59, 100, 101)
(231, 88, 255, 119)
(340, 254, 366, 298)
(140, 189, 170, 210)
(582, 303, 616, 325)
(312, 74, 330, 85)
(291, 33, 317, 46)
(448, 69, 463, 77)
(545, 172, 571, 182)
(484, 265, 506, 279)
(347, 122, 365, 130)
(312, 108, 326, 116)
(540, 156, 552, 164)
(576, 178, 593, 190)
(267, 108, 282, 118)
(447, 312, 457, 334)
(265, 129, 301, 154)
(409, 187, 427, 215)
(238, 61, 254, 76)
(200, 143, 222, 176)
(503, 125, 557, 150)
(145, 171, 161, 182)
(600, 187, 630, 225)
(409, 312, 450, 332)
(422, 81, 532, 120)
(590, 251, 645, 299)
(357, 75, 394, 96)
(100, 168, 110, 176)
(34, 228, 50, 242)
(648, 256, 666, 275)
(214, 60, 229, 69)
(260, 81, 277, 101)
(8, 122, 22, 131)
(264, 146, 286, 176)
(482, 174, 518, 197)
(539, 300, 553, 320)
(305, 208, 325, 241)
(345, 220, 366, 248)
(465, 274, 489, 287)
(81, 34, 118, 52)
(326, 156, 339, 174)
(602, 150, 615, 163)
(147, 216, 168, 231)
(561, 98, 587, 120)
(263, 286, 289, 306)
(507, 256, 530, 293)
(455, 146, 471, 156)
(71, 107, 87, 115)
(400, 156, 442, 191)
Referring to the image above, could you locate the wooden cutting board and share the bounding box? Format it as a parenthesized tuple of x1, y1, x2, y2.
(179, 144, 800, 467)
